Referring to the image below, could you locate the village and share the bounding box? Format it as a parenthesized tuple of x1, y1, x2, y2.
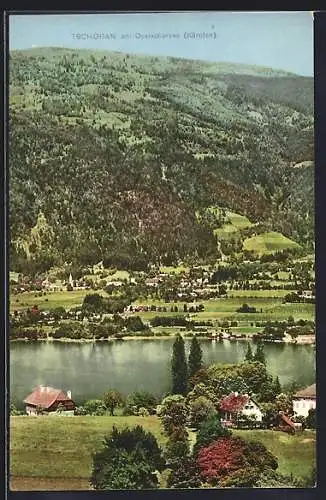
(9, 256, 315, 345)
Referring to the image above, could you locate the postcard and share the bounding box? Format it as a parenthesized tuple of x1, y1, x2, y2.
(7, 10, 316, 492)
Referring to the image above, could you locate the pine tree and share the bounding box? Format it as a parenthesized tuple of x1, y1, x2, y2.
(171, 334, 188, 395)
(254, 341, 266, 365)
(273, 376, 282, 395)
(188, 336, 203, 378)
(244, 342, 253, 362)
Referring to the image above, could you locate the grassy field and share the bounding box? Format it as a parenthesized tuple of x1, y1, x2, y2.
(159, 265, 190, 275)
(243, 231, 301, 255)
(228, 289, 292, 298)
(10, 291, 315, 324)
(213, 211, 253, 240)
(132, 297, 314, 323)
(10, 416, 316, 491)
(10, 290, 109, 312)
(233, 429, 316, 480)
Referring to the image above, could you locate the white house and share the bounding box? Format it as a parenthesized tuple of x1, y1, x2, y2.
(219, 392, 263, 426)
(292, 383, 316, 418)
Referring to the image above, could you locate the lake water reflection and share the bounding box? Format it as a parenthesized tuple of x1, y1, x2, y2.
(10, 339, 315, 408)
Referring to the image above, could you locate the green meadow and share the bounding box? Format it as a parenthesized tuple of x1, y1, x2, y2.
(243, 231, 301, 256)
(10, 416, 315, 491)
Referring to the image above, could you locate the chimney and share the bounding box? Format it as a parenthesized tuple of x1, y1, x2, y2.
(234, 391, 238, 397)
(40, 385, 45, 392)
(67, 390, 72, 399)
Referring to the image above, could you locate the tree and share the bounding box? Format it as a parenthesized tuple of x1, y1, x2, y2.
(157, 395, 188, 436)
(256, 470, 304, 488)
(164, 415, 202, 489)
(10, 403, 23, 416)
(123, 391, 158, 416)
(103, 390, 124, 416)
(83, 293, 104, 312)
(196, 436, 278, 486)
(90, 425, 164, 490)
(166, 457, 202, 489)
(188, 336, 203, 379)
(206, 361, 269, 400)
(273, 376, 282, 395)
(165, 425, 190, 464)
(189, 396, 217, 430)
(254, 341, 266, 365)
(171, 334, 188, 395)
(84, 399, 106, 416)
(244, 342, 253, 362)
(193, 413, 231, 455)
(260, 402, 278, 428)
(219, 466, 262, 488)
(306, 408, 316, 429)
(275, 393, 293, 415)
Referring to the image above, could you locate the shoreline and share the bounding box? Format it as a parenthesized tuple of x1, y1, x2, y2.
(10, 334, 315, 344)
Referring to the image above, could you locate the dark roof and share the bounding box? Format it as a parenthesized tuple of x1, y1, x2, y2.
(219, 393, 250, 413)
(279, 412, 296, 430)
(293, 383, 316, 398)
(23, 386, 73, 409)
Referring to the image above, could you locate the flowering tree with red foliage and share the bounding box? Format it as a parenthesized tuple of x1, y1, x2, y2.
(197, 437, 246, 485)
(219, 393, 248, 413)
(196, 436, 278, 487)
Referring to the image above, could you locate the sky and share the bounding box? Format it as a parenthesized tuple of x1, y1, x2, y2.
(9, 11, 314, 76)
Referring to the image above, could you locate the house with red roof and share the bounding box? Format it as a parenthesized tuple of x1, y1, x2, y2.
(23, 385, 75, 416)
(218, 392, 263, 427)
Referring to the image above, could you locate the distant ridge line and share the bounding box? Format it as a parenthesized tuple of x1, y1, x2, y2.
(10, 46, 306, 78)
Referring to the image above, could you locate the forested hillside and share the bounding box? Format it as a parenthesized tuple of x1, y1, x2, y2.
(9, 47, 314, 272)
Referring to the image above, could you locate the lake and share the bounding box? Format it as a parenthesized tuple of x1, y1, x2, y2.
(10, 339, 316, 408)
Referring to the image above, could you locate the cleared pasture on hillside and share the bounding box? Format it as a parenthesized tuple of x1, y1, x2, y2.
(243, 231, 301, 255)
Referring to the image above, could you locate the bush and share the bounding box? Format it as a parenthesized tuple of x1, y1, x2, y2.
(236, 303, 257, 313)
(124, 316, 148, 332)
(165, 425, 190, 465)
(138, 407, 150, 417)
(90, 425, 165, 490)
(306, 408, 316, 429)
(157, 395, 188, 436)
(10, 403, 24, 416)
(196, 436, 278, 486)
(193, 413, 231, 455)
(166, 457, 202, 489)
(74, 406, 87, 416)
(188, 396, 217, 429)
(84, 399, 106, 416)
(124, 391, 158, 416)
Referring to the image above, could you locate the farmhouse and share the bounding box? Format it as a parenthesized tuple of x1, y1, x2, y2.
(23, 385, 75, 416)
(292, 383, 316, 418)
(218, 392, 263, 427)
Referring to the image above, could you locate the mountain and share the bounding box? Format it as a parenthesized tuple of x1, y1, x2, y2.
(9, 47, 314, 272)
